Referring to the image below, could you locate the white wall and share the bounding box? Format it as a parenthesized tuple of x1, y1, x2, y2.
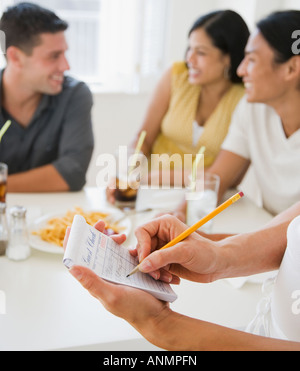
(86, 0, 300, 186)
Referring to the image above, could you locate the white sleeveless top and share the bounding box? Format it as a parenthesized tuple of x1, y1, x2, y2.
(246, 215, 300, 341)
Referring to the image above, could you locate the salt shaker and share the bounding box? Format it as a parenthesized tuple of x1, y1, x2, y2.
(6, 206, 31, 261)
(0, 202, 9, 256)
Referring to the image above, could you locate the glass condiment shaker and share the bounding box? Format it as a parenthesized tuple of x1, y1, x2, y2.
(0, 202, 9, 256)
(6, 206, 31, 261)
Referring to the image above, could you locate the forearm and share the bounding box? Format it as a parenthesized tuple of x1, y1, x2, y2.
(216, 224, 286, 279)
(7, 164, 69, 192)
(215, 203, 300, 279)
(147, 310, 300, 351)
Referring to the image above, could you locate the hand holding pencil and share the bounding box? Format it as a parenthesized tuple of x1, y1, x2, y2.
(128, 192, 244, 280)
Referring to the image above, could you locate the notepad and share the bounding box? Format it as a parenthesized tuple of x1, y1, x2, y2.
(63, 215, 177, 302)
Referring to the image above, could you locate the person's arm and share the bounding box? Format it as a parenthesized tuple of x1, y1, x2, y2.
(7, 164, 69, 192)
(66, 217, 300, 350)
(52, 82, 94, 191)
(146, 306, 300, 351)
(70, 265, 300, 350)
(135, 202, 300, 283)
(69, 265, 300, 351)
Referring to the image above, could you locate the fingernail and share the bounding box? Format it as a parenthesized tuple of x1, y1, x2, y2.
(160, 271, 172, 283)
(150, 271, 159, 280)
(139, 259, 152, 273)
(69, 266, 83, 280)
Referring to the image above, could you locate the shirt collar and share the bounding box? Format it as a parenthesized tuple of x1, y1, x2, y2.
(0, 68, 54, 124)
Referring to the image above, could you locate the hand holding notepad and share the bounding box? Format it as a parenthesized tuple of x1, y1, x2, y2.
(63, 215, 177, 302)
(64, 192, 244, 302)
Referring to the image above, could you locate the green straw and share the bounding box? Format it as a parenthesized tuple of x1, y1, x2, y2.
(0, 120, 11, 143)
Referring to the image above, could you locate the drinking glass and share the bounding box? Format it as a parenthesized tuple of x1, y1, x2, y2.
(113, 148, 147, 209)
(0, 163, 8, 203)
(186, 173, 220, 234)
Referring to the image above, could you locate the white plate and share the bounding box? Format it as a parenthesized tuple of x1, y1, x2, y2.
(29, 208, 132, 254)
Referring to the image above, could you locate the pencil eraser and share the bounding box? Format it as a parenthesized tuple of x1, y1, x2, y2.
(239, 191, 244, 197)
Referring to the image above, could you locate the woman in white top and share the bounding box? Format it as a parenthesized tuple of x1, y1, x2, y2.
(175, 10, 300, 221)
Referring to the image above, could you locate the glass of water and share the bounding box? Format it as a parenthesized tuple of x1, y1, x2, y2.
(186, 173, 220, 234)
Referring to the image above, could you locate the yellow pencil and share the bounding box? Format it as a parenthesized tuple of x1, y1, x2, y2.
(126, 191, 244, 277)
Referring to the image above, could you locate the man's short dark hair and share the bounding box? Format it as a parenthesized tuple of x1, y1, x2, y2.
(0, 2, 68, 55)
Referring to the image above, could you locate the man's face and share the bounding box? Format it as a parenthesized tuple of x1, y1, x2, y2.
(20, 32, 70, 95)
(237, 29, 289, 105)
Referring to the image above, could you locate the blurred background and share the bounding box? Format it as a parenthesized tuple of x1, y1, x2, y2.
(0, 0, 299, 186)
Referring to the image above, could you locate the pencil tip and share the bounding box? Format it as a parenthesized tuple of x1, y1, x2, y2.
(126, 274, 129, 278)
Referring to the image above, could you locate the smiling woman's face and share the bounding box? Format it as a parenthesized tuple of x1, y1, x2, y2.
(185, 28, 230, 87)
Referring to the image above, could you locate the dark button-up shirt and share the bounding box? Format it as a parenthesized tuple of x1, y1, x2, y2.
(0, 70, 94, 190)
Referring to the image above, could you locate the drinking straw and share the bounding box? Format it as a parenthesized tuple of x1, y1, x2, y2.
(128, 130, 147, 175)
(0, 120, 11, 143)
(190, 146, 206, 191)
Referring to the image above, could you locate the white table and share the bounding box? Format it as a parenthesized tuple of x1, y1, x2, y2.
(0, 187, 273, 351)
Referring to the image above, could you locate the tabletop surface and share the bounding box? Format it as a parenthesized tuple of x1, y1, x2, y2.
(0, 187, 274, 351)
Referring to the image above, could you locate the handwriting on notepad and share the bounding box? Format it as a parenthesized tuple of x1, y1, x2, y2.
(63, 215, 177, 303)
(83, 229, 96, 265)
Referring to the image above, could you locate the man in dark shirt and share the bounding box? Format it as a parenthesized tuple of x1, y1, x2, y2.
(0, 2, 94, 192)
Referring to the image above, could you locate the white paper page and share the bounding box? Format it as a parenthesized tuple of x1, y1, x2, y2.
(63, 215, 177, 302)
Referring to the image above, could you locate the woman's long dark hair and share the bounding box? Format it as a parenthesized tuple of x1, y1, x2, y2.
(188, 10, 250, 83)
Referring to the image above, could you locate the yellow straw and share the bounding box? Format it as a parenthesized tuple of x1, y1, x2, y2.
(190, 146, 206, 191)
(128, 130, 147, 174)
(0, 120, 11, 143)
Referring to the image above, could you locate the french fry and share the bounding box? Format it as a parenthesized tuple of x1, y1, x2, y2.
(32, 207, 125, 247)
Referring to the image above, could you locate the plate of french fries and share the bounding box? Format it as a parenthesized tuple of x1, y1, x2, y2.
(29, 207, 131, 254)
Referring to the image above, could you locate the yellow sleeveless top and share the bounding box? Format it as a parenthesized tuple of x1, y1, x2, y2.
(151, 61, 245, 169)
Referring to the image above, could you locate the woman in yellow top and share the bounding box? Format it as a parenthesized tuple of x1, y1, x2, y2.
(107, 10, 249, 203)
(151, 61, 245, 168)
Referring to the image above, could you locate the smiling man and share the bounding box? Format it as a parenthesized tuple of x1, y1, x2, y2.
(0, 2, 94, 192)
(213, 12, 300, 216)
